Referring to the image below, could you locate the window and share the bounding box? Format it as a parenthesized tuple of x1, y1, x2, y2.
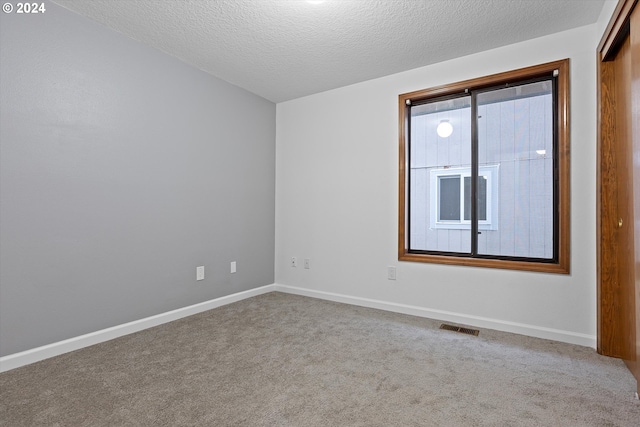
(398, 60, 569, 273)
(430, 165, 498, 230)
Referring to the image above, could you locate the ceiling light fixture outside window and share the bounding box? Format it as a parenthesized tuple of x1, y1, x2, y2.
(437, 120, 453, 138)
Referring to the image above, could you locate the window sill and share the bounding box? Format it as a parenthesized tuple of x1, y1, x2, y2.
(398, 251, 570, 274)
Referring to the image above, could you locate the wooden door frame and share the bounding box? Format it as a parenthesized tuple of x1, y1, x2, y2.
(597, 0, 639, 387)
(598, 0, 638, 61)
(597, 0, 637, 355)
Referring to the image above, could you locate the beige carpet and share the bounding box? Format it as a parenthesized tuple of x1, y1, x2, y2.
(1, 292, 639, 426)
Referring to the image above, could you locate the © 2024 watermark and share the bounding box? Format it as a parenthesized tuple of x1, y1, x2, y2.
(3, 2, 46, 14)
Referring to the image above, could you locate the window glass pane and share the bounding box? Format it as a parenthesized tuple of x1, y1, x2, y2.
(476, 80, 553, 258)
(408, 95, 471, 252)
(439, 176, 460, 220)
(464, 176, 487, 221)
(478, 176, 487, 221)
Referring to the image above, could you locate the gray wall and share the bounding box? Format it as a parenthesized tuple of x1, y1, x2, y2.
(0, 1, 276, 356)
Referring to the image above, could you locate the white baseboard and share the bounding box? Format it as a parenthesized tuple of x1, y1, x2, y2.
(0, 284, 276, 373)
(274, 284, 597, 348)
(1, 283, 597, 373)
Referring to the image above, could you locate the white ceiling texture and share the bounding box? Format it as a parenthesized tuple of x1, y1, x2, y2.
(52, 0, 606, 103)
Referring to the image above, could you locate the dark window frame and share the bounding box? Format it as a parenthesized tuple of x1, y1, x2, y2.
(398, 59, 570, 274)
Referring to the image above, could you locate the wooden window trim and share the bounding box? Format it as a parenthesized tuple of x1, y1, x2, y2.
(398, 59, 570, 274)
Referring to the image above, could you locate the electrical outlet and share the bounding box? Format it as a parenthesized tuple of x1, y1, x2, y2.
(230, 261, 237, 274)
(291, 257, 297, 268)
(387, 266, 396, 280)
(304, 258, 310, 269)
(196, 266, 205, 281)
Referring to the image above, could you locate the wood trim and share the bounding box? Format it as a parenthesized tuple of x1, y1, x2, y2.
(555, 59, 571, 276)
(398, 60, 570, 274)
(400, 60, 569, 102)
(398, 98, 408, 259)
(629, 3, 640, 388)
(398, 253, 569, 274)
(598, 0, 638, 61)
(596, 0, 640, 394)
(597, 0, 637, 355)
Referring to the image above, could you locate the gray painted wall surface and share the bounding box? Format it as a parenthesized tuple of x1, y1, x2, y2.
(0, 2, 276, 356)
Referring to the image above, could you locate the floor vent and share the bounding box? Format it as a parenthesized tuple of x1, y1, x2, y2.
(439, 324, 480, 336)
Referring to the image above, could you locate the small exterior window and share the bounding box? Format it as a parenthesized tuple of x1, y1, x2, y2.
(398, 60, 570, 273)
(430, 165, 498, 230)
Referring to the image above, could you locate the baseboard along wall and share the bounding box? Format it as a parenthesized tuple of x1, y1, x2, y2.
(0, 285, 277, 373)
(274, 284, 597, 349)
(0, 283, 596, 372)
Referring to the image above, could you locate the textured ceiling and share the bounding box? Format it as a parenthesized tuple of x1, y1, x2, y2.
(52, 0, 606, 103)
